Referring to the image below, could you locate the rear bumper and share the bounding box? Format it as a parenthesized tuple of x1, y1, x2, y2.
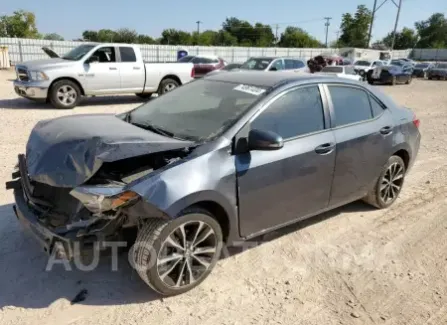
(13, 80, 49, 99)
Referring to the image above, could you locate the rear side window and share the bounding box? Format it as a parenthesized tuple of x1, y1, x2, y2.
(251, 86, 325, 139)
(328, 86, 372, 126)
(369, 96, 385, 117)
(119, 47, 136, 62)
(285, 59, 305, 69)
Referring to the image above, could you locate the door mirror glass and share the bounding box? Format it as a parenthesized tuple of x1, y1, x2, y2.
(248, 129, 283, 151)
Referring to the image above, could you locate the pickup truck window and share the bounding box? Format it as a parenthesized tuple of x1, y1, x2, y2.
(119, 47, 137, 62)
(91, 47, 116, 63)
(62, 44, 96, 60)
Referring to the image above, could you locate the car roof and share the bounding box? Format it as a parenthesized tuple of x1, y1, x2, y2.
(204, 70, 357, 88)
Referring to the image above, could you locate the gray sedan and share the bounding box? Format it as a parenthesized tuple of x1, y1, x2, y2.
(8, 71, 421, 296)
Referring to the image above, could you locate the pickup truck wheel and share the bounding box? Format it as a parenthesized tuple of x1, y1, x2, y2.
(135, 93, 153, 99)
(49, 80, 81, 109)
(132, 208, 223, 296)
(158, 78, 179, 96)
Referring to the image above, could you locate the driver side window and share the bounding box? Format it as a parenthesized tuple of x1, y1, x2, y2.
(91, 47, 116, 63)
(251, 86, 325, 139)
(271, 59, 284, 71)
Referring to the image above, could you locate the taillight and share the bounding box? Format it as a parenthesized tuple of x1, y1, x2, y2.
(191, 67, 195, 78)
(413, 114, 420, 128)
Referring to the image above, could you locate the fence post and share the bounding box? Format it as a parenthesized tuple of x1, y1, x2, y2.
(50, 42, 54, 50)
(232, 47, 235, 62)
(287, 48, 290, 57)
(18, 40, 23, 63)
(156, 46, 159, 62)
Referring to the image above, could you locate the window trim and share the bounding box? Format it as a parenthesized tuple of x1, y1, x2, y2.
(323, 83, 387, 129)
(247, 84, 330, 142)
(118, 46, 137, 63)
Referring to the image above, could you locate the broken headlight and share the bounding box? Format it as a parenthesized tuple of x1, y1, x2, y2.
(70, 186, 139, 214)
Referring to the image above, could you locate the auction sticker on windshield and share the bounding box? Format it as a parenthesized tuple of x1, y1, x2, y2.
(233, 84, 266, 96)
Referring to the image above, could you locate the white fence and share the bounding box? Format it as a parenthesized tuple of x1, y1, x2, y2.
(0, 37, 446, 65)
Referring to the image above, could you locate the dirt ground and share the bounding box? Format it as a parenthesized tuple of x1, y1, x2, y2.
(0, 69, 446, 325)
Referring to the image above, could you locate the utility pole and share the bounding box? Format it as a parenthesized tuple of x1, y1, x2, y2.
(196, 21, 202, 35)
(324, 17, 332, 48)
(275, 24, 279, 45)
(367, 0, 378, 48)
(390, 0, 402, 51)
(335, 30, 340, 47)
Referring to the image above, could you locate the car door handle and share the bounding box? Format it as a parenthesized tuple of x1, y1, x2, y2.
(109, 67, 117, 70)
(133, 67, 141, 70)
(380, 126, 393, 135)
(315, 143, 335, 155)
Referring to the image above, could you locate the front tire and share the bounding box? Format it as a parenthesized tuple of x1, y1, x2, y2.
(363, 156, 406, 209)
(158, 78, 180, 96)
(48, 79, 81, 109)
(132, 208, 223, 296)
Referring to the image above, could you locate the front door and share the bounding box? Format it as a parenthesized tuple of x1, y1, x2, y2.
(83, 46, 121, 94)
(118, 46, 145, 93)
(236, 85, 336, 237)
(324, 84, 395, 206)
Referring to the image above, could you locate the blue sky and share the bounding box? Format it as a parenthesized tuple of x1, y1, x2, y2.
(2, 0, 445, 43)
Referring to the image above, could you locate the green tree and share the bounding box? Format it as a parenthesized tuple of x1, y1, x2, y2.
(43, 33, 64, 41)
(191, 30, 218, 46)
(278, 27, 322, 48)
(160, 29, 192, 45)
(222, 17, 255, 45)
(97, 29, 117, 42)
(0, 10, 40, 38)
(252, 23, 275, 47)
(381, 27, 418, 49)
(415, 13, 447, 48)
(338, 5, 372, 47)
(82, 30, 99, 41)
(213, 30, 238, 46)
(114, 28, 138, 43)
(137, 34, 156, 44)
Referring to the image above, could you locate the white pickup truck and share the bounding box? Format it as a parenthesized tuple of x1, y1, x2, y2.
(13, 43, 195, 109)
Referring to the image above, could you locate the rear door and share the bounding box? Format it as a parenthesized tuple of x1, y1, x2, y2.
(236, 85, 336, 237)
(83, 46, 121, 94)
(324, 84, 395, 206)
(118, 46, 145, 93)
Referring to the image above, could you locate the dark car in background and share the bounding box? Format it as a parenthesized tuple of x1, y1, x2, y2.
(427, 63, 447, 80)
(413, 62, 434, 78)
(178, 55, 226, 78)
(367, 64, 413, 85)
(7, 72, 420, 296)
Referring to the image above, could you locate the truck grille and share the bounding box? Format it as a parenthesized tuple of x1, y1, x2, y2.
(16, 67, 29, 81)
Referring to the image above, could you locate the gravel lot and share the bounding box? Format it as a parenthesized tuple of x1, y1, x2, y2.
(0, 69, 446, 325)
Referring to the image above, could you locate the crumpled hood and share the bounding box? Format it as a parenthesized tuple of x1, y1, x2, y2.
(26, 114, 193, 187)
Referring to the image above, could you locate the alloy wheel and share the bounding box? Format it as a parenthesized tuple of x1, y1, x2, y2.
(57, 85, 77, 106)
(379, 162, 404, 203)
(157, 220, 218, 288)
(163, 83, 177, 93)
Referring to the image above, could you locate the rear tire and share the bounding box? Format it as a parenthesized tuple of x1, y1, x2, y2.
(363, 156, 406, 209)
(158, 78, 180, 96)
(132, 208, 223, 296)
(135, 93, 153, 99)
(49, 79, 81, 109)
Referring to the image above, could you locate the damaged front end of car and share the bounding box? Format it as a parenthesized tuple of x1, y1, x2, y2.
(6, 116, 195, 259)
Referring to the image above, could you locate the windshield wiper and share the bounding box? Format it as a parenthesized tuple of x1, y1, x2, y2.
(131, 121, 175, 138)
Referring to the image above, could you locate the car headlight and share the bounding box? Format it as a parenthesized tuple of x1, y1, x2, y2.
(70, 186, 139, 214)
(29, 70, 49, 81)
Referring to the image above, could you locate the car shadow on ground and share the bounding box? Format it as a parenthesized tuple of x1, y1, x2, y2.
(0, 96, 149, 110)
(0, 200, 373, 309)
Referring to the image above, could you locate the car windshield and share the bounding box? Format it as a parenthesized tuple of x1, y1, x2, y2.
(415, 63, 429, 68)
(62, 44, 96, 60)
(240, 58, 273, 70)
(127, 79, 267, 141)
(435, 63, 447, 69)
(322, 66, 343, 73)
(390, 60, 404, 66)
(354, 60, 371, 66)
(178, 55, 195, 62)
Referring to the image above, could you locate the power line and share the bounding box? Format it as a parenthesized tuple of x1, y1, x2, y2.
(390, 0, 403, 51)
(324, 17, 332, 48)
(221, 17, 326, 30)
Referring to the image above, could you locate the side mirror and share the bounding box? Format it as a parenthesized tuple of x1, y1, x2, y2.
(269, 66, 278, 71)
(86, 55, 99, 64)
(248, 129, 283, 151)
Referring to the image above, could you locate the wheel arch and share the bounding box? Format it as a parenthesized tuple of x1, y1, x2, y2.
(49, 77, 85, 96)
(159, 74, 182, 86)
